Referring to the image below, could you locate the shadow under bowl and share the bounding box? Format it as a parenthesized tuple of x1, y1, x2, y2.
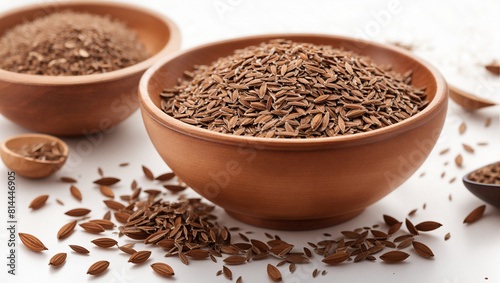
(0, 1, 181, 136)
(139, 34, 448, 230)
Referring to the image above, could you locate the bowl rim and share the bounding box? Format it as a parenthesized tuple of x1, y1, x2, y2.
(1, 133, 69, 165)
(139, 33, 448, 149)
(463, 161, 500, 189)
(0, 0, 181, 86)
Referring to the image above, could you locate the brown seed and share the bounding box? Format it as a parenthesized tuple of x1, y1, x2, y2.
(49, 252, 67, 267)
(223, 255, 247, 265)
(388, 222, 403, 235)
(151, 262, 175, 278)
(267, 264, 282, 282)
(103, 211, 111, 220)
(114, 212, 130, 224)
(455, 154, 463, 167)
(223, 265, 233, 280)
(408, 208, 417, 216)
(396, 237, 414, 249)
(93, 177, 120, 186)
(179, 252, 189, 265)
(322, 252, 350, 265)
(405, 218, 419, 235)
(289, 262, 296, 273)
(459, 122, 466, 134)
(379, 251, 409, 262)
(485, 62, 500, 75)
(97, 167, 104, 176)
(57, 220, 77, 239)
(163, 185, 187, 193)
(29, 195, 49, 209)
(103, 200, 125, 210)
(485, 117, 492, 127)
(89, 219, 115, 230)
(128, 251, 152, 264)
(412, 241, 434, 258)
(184, 249, 210, 259)
(383, 214, 400, 227)
(80, 222, 105, 234)
(462, 144, 474, 153)
(119, 245, 137, 255)
(18, 233, 48, 251)
(303, 247, 312, 258)
(463, 205, 486, 224)
(87, 260, 109, 275)
(236, 276, 242, 283)
(65, 208, 91, 217)
(415, 221, 442, 232)
(439, 148, 450, 155)
(70, 185, 82, 201)
(444, 233, 451, 241)
(155, 172, 176, 181)
(69, 245, 89, 254)
(91, 238, 117, 248)
(142, 165, 155, 180)
(119, 162, 129, 167)
(56, 199, 64, 206)
(61, 177, 77, 183)
(100, 186, 114, 198)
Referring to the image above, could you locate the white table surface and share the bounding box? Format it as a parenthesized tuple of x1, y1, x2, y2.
(1, 1, 499, 283)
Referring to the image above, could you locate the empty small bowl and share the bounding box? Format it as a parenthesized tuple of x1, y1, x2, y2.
(139, 34, 448, 230)
(0, 1, 181, 136)
(1, 134, 69, 178)
(463, 162, 500, 209)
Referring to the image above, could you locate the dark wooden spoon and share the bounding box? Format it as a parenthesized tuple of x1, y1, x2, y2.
(463, 162, 500, 209)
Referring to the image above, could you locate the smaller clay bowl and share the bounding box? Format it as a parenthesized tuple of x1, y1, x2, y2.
(0, 134, 69, 178)
(0, 1, 181, 136)
(139, 34, 448, 230)
(463, 162, 500, 209)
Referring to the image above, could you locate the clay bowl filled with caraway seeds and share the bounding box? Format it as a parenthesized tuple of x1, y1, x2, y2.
(0, 1, 180, 136)
(139, 34, 448, 230)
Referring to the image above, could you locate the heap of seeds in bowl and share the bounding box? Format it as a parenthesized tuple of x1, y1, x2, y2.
(161, 40, 428, 138)
(0, 10, 149, 75)
(468, 162, 500, 184)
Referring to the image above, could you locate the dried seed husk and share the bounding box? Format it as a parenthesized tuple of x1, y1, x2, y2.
(142, 165, 155, 180)
(396, 237, 414, 249)
(155, 172, 176, 181)
(383, 214, 400, 227)
(303, 247, 312, 258)
(128, 250, 152, 264)
(415, 221, 442, 232)
(91, 238, 117, 248)
(93, 177, 120, 186)
(97, 167, 104, 176)
(412, 241, 434, 258)
(119, 245, 137, 255)
(341, 230, 361, 238)
(179, 252, 189, 265)
(87, 260, 109, 275)
(388, 222, 402, 235)
(49, 252, 67, 267)
(289, 262, 296, 273)
(61, 177, 77, 183)
(223, 255, 247, 265)
(379, 251, 409, 262)
(322, 252, 350, 265)
(18, 233, 48, 251)
(455, 154, 463, 167)
(236, 276, 242, 283)
(114, 212, 130, 224)
(89, 219, 115, 230)
(267, 264, 282, 282)
(103, 200, 125, 210)
(184, 249, 210, 259)
(393, 234, 413, 242)
(57, 220, 77, 239)
(79, 222, 105, 234)
(485, 62, 500, 75)
(444, 233, 451, 241)
(163, 185, 187, 193)
(69, 244, 89, 254)
(459, 122, 466, 134)
(405, 218, 419, 235)
(223, 265, 232, 280)
(408, 208, 417, 216)
(151, 262, 175, 278)
(103, 211, 111, 220)
(462, 143, 474, 153)
(56, 199, 64, 205)
(463, 205, 486, 224)
(100, 186, 114, 198)
(313, 268, 319, 278)
(29, 195, 49, 209)
(371, 230, 389, 238)
(119, 162, 129, 167)
(65, 208, 91, 217)
(70, 185, 82, 201)
(251, 239, 270, 252)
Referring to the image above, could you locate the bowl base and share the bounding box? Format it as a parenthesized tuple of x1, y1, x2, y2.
(225, 208, 364, 231)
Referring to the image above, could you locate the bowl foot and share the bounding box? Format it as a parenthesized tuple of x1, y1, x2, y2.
(225, 209, 364, 231)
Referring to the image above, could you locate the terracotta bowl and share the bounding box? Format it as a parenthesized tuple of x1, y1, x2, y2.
(0, 1, 181, 136)
(139, 34, 448, 230)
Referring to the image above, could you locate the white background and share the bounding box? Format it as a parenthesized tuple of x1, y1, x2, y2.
(0, 1, 499, 283)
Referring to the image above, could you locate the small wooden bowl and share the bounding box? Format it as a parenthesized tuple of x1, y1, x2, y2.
(139, 34, 448, 230)
(1, 134, 69, 178)
(0, 1, 181, 136)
